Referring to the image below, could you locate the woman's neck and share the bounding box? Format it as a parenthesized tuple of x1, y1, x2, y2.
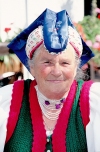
(34, 85, 69, 120)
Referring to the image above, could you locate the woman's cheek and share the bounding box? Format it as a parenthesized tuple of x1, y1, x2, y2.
(40, 66, 51, 76)
(64, 68, 76, 78)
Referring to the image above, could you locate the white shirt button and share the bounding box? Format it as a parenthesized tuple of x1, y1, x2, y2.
(47, 150, 51, 152)
(47, 138, 49, 142)
(46, 131, 53, 136)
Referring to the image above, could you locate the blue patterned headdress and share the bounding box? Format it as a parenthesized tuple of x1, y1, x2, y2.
(7, 8, 94, 71)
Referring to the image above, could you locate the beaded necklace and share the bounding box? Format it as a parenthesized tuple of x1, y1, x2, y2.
(35, 85, 67, 120)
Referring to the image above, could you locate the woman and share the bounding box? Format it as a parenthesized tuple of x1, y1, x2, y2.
(0, 8, 100, 152)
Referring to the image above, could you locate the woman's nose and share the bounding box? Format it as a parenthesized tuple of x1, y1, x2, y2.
(51, 64, 62, 76)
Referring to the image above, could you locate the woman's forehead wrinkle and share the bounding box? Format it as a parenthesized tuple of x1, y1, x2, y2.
(38, 47, 75, 64)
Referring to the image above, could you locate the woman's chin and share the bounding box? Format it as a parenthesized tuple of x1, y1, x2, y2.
(46, 89, 66, 100)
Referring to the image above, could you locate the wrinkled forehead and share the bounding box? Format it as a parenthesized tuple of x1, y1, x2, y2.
(34, 42, 76, 61)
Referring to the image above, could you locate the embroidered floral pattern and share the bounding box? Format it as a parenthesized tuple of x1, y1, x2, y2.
(25, 25, 82, 59)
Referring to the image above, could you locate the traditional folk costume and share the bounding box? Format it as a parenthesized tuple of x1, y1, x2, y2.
(0, 9, 100, 152)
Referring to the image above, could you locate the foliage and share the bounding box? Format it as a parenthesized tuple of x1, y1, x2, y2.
(0, 25, 23, 75)
(76, 15, 100, 65)
(4, 27, 22, 42)
(78, 15, 100, 42)
(0, 23, 22, 42)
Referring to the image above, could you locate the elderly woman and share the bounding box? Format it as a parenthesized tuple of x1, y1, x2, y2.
(0, 9, 100, 152)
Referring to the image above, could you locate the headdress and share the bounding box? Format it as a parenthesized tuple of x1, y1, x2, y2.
(7, 8, 94, 71)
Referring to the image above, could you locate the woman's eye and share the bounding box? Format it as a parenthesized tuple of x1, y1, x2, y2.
(62, 62, 69, 65)
(44, 61, 51, 64)
(44, 61, 50, 63)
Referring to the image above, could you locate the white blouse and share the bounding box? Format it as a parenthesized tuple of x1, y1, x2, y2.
(0, 84, 13, 152)
(0, 82, 100, 152)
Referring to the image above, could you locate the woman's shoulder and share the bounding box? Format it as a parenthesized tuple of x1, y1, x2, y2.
(78, 80, 100, 107)
(0, 84, 13, 107)
(0, 83, 13, 91)
(90, 81, 100, 94)
(78, 79, 100, 95)
(81, 80, 100, 103)
(0, 84, 13, 99)
(86, 81, 100, 151)
(89, 81, 100, 109)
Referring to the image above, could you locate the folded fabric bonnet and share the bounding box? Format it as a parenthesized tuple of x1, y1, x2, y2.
(7, 8, 94, 71)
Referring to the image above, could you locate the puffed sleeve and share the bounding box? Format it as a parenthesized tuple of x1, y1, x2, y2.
(0, 84, 13, 152)
(86, 82, 100, 152)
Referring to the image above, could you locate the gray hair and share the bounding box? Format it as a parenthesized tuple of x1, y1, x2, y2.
(28, 45, 87, 81)
(28, 44, 42, 67)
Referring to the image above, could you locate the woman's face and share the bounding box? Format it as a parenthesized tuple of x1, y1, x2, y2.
(30, 44, 77, 99)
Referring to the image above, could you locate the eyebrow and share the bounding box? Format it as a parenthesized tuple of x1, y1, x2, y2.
(40, 56, 72, 62)
(40, 55, 55, 61)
